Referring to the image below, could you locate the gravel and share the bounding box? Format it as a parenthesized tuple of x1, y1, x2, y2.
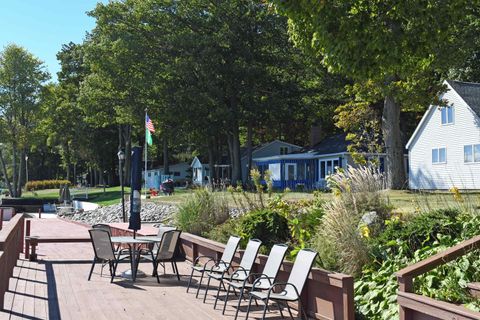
(59, 202, 178, 225)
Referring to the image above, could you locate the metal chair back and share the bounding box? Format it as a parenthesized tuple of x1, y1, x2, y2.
(89, 229, 115, 261)
(262, 244, 288, 278)
(221, 236, 241, 265)
(153, 226, 177, 252)
(92, 224, 112, 235)
(239, 239, 262, 271)
(155, 230, 182, 261)
(285, 249, 318, 296)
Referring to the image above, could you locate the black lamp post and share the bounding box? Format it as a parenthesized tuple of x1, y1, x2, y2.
(117, 150, 126, 222)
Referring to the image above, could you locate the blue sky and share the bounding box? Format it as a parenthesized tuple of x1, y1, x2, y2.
(0, 0, 104, 81)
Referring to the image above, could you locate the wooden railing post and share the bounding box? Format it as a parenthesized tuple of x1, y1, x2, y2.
(25, 220, 31, 259)
(398, 275, 414, 320)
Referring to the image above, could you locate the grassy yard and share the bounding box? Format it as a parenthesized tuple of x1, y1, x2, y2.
(21, 186, 130, 206)
(21, 186, 480, 214)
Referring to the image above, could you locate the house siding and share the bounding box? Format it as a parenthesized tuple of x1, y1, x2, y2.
(409, 88, 480, 189)
(241, 141, 302, 181)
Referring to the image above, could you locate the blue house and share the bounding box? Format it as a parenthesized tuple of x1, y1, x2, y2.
(253, 134, 387, 190)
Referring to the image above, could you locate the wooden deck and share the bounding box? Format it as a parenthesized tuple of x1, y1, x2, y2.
(0, 218, 286, 320)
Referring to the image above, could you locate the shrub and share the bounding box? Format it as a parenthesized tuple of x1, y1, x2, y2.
(206, 218, 240, 244)
(237, 209, 290, 251)
(312, 166, 390, 276)
(175, 188, 229, 236)
(26, 180, 72, 191)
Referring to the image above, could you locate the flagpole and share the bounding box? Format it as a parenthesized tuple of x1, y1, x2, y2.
(144, 109, 148, 199)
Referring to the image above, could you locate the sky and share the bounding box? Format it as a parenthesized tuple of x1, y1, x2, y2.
(0, 0, 104, 82)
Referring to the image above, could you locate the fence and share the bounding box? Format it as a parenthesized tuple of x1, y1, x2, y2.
(0, 214, 24, 310)
(396, 235, 480, 320)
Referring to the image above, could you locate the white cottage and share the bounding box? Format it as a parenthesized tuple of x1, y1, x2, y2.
(144, 162, 191, 189)
(191, 156, 209, 186)
(407, 80, 480, 190)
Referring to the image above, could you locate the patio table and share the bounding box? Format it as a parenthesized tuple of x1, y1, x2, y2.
(110, 236, 161, 281)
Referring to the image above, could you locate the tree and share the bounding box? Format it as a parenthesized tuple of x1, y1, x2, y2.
(275, 0, 479, 189)
(0, 44, 49, 196)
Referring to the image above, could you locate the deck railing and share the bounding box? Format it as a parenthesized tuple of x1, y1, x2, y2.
(396, 235, 480, 320)
(0, 214, 24, 310)
(110, 226, 355, 320)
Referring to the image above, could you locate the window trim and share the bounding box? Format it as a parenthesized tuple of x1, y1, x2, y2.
(432, 147, 447, 164)
(440, 106, 454, 125)
(464, 144, 480, 164)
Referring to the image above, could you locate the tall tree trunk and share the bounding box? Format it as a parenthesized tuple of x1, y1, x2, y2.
(245, 120, 253, 184)
(73, 163, 77, 186)
(231, 122, 242, 185)
(12, 141, 18, 197)
(227, 134, 234, 181)
(163, 135, 169, 174)
(124, 125, 132, 186)
(16, 149, 24, 197)
(0, 149, 14, 196)
(382, 95, 406, 189)
(208, 138, 216, 182)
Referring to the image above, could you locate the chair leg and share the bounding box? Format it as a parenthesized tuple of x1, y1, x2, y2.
(213, 280, 224, 309)
(286, 302, 294, 320)
(174, 261, 180, 281)
(261, 298, 269, 320)
(111, 260, 119, 283)
(222, 284, 232, 315)
(196, 272, 205, 298)
(203, 276, 212, 303)
(245, 295, 254, 320)
(88, 259, 96, 281)
(276, 301, 285, 319)
(187, 267, 195, 292)
(298, 298, 307, 320)
(234, 286, 244, 320)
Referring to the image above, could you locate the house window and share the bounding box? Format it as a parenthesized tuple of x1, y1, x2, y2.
(154, 172, 158, 176)
(441, 106, 454, 125)
(297, 163, 305, 180)
(174, 171, 180, 176)
(280, 147, 289, 155)
(464, 144, 480, 163)
(286, 164, 296, 180)
(148, 173, 151, 177)
(320, 159, 339, 179)
(432, 147, 446, 164)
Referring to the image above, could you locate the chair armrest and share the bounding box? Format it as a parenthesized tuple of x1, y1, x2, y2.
(208, 259, 230, 274)
(251, 273, 274, 290)
(266, 282, 300, 299)
(193, 255, 217, 271)
(229, 266, 250, 281)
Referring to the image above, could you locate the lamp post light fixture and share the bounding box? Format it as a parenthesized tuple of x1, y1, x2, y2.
(25, 155, 29, 186)
(117, 150, 126, 222)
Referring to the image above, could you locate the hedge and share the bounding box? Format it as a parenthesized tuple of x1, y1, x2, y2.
(26, 180, 72, 191)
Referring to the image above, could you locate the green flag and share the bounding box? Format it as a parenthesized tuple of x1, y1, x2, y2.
(146, 128, 153, 146)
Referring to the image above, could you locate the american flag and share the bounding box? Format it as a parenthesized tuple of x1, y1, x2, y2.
(145, 114, 155, 133)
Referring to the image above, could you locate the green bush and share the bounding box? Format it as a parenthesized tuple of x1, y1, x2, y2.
(206, 218, 240, 244)
(25, 180, 71, 191)
(237, 209, 290, 251)
(355, 211, 480, 319)
(175, 188, 229, 236)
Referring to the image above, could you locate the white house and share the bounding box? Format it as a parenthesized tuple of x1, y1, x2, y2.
(191, 156, 209, 185)
(144, 162, 191, 189)
(407, 80, 480, 190)
(241, 140, 302, 181)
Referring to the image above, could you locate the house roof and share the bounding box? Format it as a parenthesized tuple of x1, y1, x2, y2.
(240, 140, 302, 159)
(448, 80, 480, 116)
(406, 80, 480, 149)
(306, 133, 350, 155)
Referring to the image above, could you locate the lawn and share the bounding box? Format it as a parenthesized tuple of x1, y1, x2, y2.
(21, 186, 478, 214)
(21, 186, 131, 206)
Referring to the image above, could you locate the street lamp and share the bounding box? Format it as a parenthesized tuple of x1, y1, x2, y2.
(25, 155, 29, 186)
(117, 150, 126, 222)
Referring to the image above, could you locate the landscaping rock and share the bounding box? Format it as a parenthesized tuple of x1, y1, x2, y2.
(60, 202, 178, 225)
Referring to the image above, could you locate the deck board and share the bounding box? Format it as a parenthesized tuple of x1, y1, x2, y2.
(0, 218, 286, 320)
